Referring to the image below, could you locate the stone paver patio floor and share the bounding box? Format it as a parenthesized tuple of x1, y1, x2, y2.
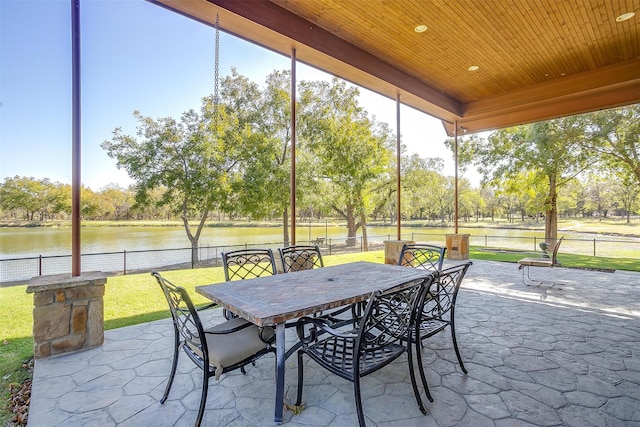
(28, 260, 640, 426)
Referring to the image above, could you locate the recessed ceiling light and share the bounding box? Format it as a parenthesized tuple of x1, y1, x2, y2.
(414, 24, 428, 33)
(468, 65, 479, 71)
(616, 12, 635, 22)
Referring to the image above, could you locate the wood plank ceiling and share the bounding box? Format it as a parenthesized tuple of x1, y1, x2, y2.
(151, 0, 640, 136)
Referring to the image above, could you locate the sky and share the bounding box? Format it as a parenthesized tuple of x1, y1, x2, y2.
(1, 0, 479, 191)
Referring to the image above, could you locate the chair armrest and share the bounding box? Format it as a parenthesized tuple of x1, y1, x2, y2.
(195, 302, 218, 311)
(205, 319, 253, 335)
(296, 316, 358, 344)
(206, 319, 275, 345)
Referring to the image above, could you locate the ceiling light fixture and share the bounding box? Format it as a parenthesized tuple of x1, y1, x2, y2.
(616, 12, 635, 22)
(414, 24, 427, 33)
(468, 65, 479, 71)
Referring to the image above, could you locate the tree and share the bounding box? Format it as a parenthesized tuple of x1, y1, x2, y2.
(0, 176, 37, 219)
(225, 70, 297, 244)
(584, 174, 612, 219)
(478, 186, 500, 221)
(610, 169, 640, 223)
(98, 184, 133, 220)
(400, 153, 444, 221)
(0, 176, 67, 221)
(299, 78, 393, 249)
(467, 116, 594, 241)
(584, 105, 640, 186)
(492, 172, 545, 222)
(79, 186, 101, 219)
(102, 97, 243, 265)
(457, 178, 482, 222)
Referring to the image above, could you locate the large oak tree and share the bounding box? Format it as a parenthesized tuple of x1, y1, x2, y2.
(299, 78, 394, 248)
(470, 116, 594, 241)
(102, 97, 244, 265)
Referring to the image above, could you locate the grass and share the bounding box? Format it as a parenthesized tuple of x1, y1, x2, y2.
(0, 286, 34, 426)
(469, 247, 640, 271)
(0, 248, 638, 424)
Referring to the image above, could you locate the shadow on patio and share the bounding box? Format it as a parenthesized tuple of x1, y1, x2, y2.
(28, 260, 640, 426)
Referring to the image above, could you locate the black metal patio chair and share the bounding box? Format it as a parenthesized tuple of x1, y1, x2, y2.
(294, 275, 434, 427)
(413, 261, 472, 402)
(278, 244, 324, 272)
(398, 243, 447, 271)
(221, 248, 277, 320)
(152, 272, 275, 427)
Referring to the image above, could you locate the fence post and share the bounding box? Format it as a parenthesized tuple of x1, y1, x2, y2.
(534, 236, 537, 251)
(123, 250, 127, 276)
(39, 255, 42, 276)
(594, 239, 596, 257)
(329, 238, 332, 256)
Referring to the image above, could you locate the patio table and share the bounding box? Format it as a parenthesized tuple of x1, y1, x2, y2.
(195, 260, 431, 423)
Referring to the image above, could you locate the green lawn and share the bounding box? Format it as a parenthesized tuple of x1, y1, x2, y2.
(469, 247, 639, 271)
(1, 248, 638, 424)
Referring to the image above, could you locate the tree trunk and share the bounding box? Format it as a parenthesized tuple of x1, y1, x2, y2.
(283, 207, 290, 246)
(346, 204, 357, 246)
(360, 211, 369, 252)
(182, 208, 209, 267)
(544, 174, 558, 245)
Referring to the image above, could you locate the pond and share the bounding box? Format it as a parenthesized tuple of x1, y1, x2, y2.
(1, 223, 638, 284)
(2, 223, 638, 259)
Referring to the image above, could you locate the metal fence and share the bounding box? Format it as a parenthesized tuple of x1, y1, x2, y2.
(0, 238, 372, 286)
(2, 232, 639, 286)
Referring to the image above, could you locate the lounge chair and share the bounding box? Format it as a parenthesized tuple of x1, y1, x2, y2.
(518, 236, 564, 286)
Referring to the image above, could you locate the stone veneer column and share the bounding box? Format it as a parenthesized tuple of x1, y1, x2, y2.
(383, 240, 414, 265)
(26, 272, 106, 359)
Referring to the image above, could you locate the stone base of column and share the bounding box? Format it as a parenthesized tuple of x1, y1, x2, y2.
(446, 234, 470, 260)
(383, 240, 415, 265)
(26, 272, 107, 359)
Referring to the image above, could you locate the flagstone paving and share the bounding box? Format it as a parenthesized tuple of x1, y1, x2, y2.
(28, 260, 640, 426)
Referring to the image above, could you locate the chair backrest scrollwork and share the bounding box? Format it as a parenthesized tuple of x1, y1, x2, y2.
(399, 244, 446, 271)
(222, 248, 277, 281)
(152, 272, 208, 364)
(421, 262, 472, 325)
(358, 276, 432, 351)
(279, 245, 324, 273)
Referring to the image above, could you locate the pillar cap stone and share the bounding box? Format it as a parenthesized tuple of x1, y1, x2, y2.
(27, 272, 107, 294)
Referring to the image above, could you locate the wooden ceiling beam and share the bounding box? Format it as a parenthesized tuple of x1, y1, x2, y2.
(464, 61, 640, 117)
(207, 0, 463, 115)
(444, 73, 640, 135)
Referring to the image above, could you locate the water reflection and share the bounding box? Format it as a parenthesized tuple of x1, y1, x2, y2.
(1, 224, 637, 259)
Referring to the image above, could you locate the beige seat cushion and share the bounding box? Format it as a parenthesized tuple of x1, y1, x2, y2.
(518, 257, 553, 267)
(187, 317, 271, 380)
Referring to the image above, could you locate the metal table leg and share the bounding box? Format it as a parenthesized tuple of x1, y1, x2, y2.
(274, 322, 286, 423)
